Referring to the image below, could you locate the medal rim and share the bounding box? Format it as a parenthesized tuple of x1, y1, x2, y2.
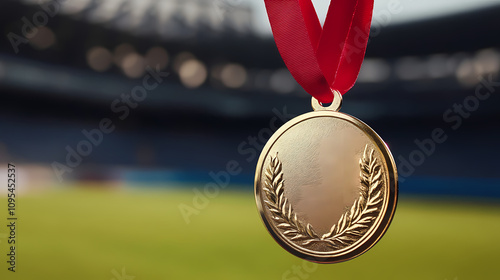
(254, 110, 398, 264)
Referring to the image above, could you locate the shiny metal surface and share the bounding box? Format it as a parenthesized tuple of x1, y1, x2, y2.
(255, 97, 398, 263)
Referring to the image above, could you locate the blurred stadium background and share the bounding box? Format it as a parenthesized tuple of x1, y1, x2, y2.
(0, 0, 499, 279)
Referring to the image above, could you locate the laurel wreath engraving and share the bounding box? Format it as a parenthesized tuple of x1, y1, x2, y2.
(262, 145, 384, 249)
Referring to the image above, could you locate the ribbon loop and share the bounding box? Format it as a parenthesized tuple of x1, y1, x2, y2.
(264, 0, 374, 103)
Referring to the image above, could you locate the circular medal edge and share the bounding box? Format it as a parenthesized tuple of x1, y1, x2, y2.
(254, 110, 398, 263)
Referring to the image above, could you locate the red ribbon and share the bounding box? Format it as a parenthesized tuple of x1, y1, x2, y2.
(264, 0, 374, 103)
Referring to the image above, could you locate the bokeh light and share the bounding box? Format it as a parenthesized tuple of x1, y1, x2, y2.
(86, 46, 113, 72)
(113, 43, 135, 67)
(29, 26, 56, 50)
(173, 52, 195, 73)
(270, 68, 296, 94)
(220, 63, 247, 89)
(395, 56, 427, 81)
(179, 59, 207, 88)
(474, 48, 500, 76)
(427, 54, 449, 78)
(358, 59, 391, 83)
(455, 58, 478, 86)
(122, 52, 146, 78)
(145, 46, 169, 70)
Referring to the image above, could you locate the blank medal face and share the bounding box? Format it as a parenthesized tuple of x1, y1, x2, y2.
(255, 111, 398, 263)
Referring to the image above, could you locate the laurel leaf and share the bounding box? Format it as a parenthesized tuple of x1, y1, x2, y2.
(288, 204, 293, 221)
(346, 223, 369, 231)
(306, 224, 318, 238)
(337, 235, 354, 241)
(302, 239, 316, 246)
(340, 212, 348, 231)
(371, 170, 382, 184)
(277, 223, 292, 228)
(346, 230, 364, 237)
(283, 229, 298, 235)
(263, 154, 320, 244)
(268, 208, 281, 214)
(369, 191, 383, 205)
(322, 145, 384, 249)
(275, 176, 284, 194)
(263, 146, 384, 250)
(363, 207, 378, 215)
(322, 224, 336, 239)
(291, 235, 308, 241)
(358, 216, 375, 224)
(355, 199, 363, 219)
(335, 238, 349, 245)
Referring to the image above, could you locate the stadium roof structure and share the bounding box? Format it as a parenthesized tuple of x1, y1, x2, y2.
(0, 1, 499, 121)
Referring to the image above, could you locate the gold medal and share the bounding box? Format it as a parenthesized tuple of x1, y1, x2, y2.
(254, 90, 398, 263)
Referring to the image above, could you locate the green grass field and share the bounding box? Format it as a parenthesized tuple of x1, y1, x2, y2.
(1, 185, 499, 280)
